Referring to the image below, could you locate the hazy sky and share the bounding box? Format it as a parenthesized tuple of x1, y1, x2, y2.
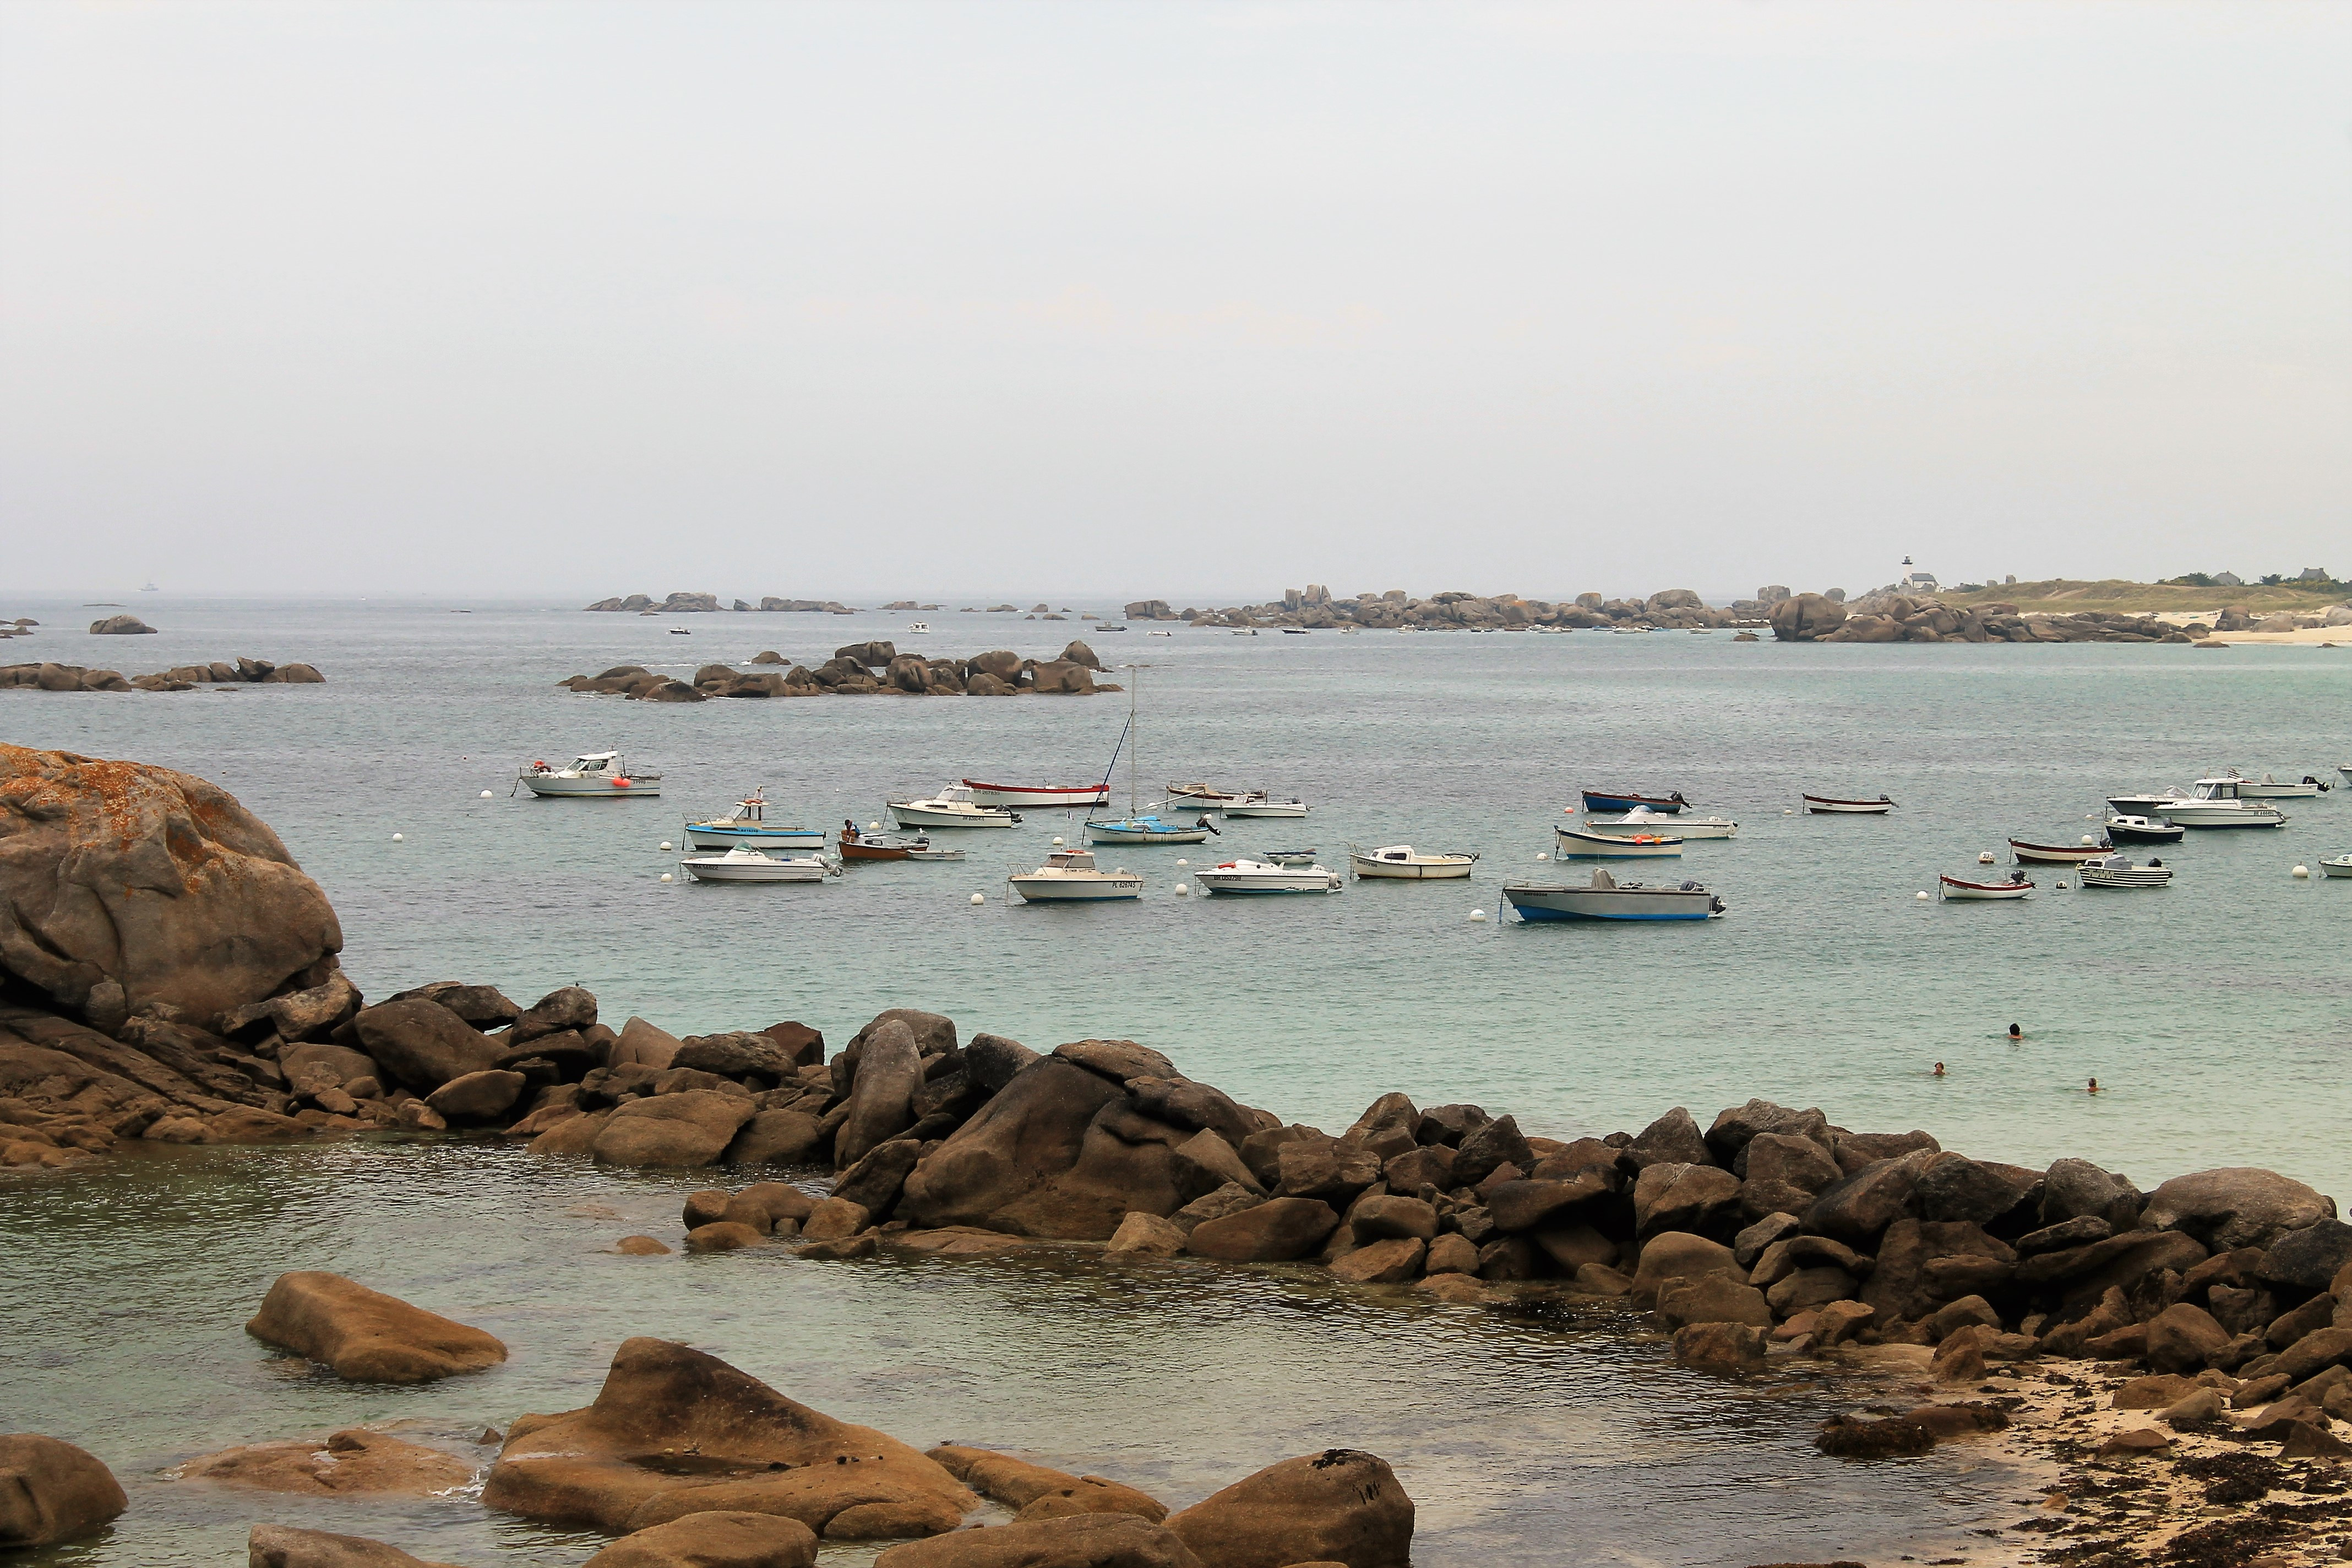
(3, 1, 2346, 604)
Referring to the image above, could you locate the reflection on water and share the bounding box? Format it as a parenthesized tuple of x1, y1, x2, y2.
(3, 1142, 2038, 1567)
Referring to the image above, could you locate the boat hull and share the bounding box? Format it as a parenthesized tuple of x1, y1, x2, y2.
(1584, 814, 1737, 839)
(2104, 818, 2184, 844)
(960, 780, 1110, 808)
(1581, 791, 1686, 814)
(684, 825, 825, 850)
(1939, 876, 2032, 901)
(2232, 780, 2320, 797)
(1555, 827, 1681, 858)
(1009, 875, 1143, 902)
(1502, 883, 1716, 921)
(2318, 857, 2352, 879)
(525, 776, 661, 798)
(2158, 806, 2286, 827)
(1086, 823, 1212, 845)
(1222, 801, 1309, 818)
(1804, 796, 1892, 814)
(2010, 840, 2112, 864)
(1350, 857, 1474, 880)
(2079, 868, 2171, 888)
(1195, 869, 1341, 894)
(682, 857, 828, 883)
(888, 803, 1019, 828)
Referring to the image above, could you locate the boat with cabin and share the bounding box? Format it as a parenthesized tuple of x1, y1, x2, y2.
(1501, 868, 1721, 921)
(680, 845, 834, 884)
(683, 790, 823, 850)
(1555, 825, 1683, 858)
(1008, 847, 1144, 902)
(1193, 857, 1343, 894)
(2078, 853, 2171, 889)
(2107, 778, 2286, 827)
(1939, 872, 2033, 901)
(519, 752, 662, 798)
(1804, 793, 1894, 814)
(1581, 789, 1689, 815)
(888, 785, 1021, 829)
(2104, 815, 2185, 845)
(1348, 845, 1478, 880)
(2317, 853, 2352, 879)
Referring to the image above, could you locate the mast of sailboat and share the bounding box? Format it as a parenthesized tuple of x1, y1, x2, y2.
(1120, 665, 1147, 820)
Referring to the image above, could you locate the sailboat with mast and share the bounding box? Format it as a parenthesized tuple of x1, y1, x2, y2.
(1083, 667, 1214, 846)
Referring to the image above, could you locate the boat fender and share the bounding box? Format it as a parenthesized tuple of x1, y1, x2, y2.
(613, 778, 632, 787)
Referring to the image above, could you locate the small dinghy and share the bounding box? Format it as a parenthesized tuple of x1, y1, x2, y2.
(1581, 788, 1689, 815)
(888, 785, 1021, 829)
(1502, 868, 1721, 921)
(681, 845, 834, 883)
(1804, 793, 1893, 814)
(2317, 853, 2352, 879)
(1348, 845, 1478, 880)
(2010, 837, 2113, 864)
(2104, 814, 2185, 845)
(1193, 857, 1342, 894)
(2078, 853, 2171, 889)
(903, 846, 966, 862)
(1939, 872, 2033, 901)
(1583, 805, 1738, 839)
(1555, 825, 1683, 858)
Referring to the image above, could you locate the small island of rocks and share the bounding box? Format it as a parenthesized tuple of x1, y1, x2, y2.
(557, 641, 1113, 701)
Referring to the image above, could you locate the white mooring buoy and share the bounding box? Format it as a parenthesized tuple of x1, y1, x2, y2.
(868, 820, 881, 831)
(660, 872, 673, 883)
(2292, 864, 2310, 879)
(480, 790, 493, 799)
(1917, 890, 1930, 900)
(1052, 836, 1065, 847)
(970, 892, 986, 905)
(1175, 883, 1188, 895)
(2056, 880, 2070, 890)
(391, 832, 403, 842)
(659, 841, 673, 851)
(1469, 909, 1488, 922)
(1978, 851, 1995, 864)
(1175, 858, 1189, 867)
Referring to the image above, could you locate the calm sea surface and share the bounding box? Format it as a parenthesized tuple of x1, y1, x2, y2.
(3, 595, 2346, 1565)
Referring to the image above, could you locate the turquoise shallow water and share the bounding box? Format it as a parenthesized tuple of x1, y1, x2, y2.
(4, 595, 2348, 1565)
(5, 596, 2346, 1197)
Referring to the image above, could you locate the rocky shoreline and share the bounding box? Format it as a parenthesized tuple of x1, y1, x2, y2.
(1, 655, 325, 693)
(556, 640, 1114, 700)
(4, 742, 2349, 1566)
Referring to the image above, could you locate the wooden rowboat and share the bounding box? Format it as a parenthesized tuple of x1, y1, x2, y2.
(1939, 873, 2033, 901)
(2010, 838, 2113, 864)
(1804, 794, 1894, 814)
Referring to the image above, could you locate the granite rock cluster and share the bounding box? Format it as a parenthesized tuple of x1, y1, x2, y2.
(557, 641, 1110, 701)
(584, 592, 858, 614)
(2, 656, 324, 692)
(1767, 590, 2193, 645)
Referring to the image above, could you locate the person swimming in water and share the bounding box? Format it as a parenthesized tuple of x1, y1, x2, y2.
(1934, 1061, 1946, 1077)
(2087, 1077, 2100, 1094)
(2008, 1024, 2023, 1041)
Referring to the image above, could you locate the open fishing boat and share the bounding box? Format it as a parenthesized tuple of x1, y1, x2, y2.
(888, 785, 1021, 829)
(2011, 837, 2113, 864)
(1502, 868, 1721, 921)
(1348, 845, 1477, 880)
(1008, 847, 1143, 902)
(838, 826, 925, 862)
(1167, 782, 1252, 809)
(1804, 793, 1893, 814)
(1555, 825, 1683, 858)
(1223, 794, 1309, 819)
(2077, 853, 2171, 889)
(1939, 872, 2033, 901)
(2104, 815, 2184, 845)
(2224, 770, 2328, 798)
(1193, 857, 1342, 894)
(519, 752, 662, 798)
(1581, 789, 1689, 814)
(960, 779, 1112, 809)
(680, 845, 833, 884)
(683, 790, 823, 851)
(1582, 805, 1737, 839)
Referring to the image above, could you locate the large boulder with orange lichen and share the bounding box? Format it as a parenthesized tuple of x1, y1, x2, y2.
(481, 1337, 974, 1539)
(0, 744, 342, 1032)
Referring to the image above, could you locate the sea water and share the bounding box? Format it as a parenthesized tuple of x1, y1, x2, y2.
(3, 596, 2346, 1565)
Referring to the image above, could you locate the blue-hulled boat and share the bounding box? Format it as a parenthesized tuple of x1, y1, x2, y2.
(1580, 788, 1689, 814)
(683, 790, 824, 850)
(1084, 813, 1214, 846)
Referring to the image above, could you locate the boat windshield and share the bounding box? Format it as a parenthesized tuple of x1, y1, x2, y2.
(2191, 779, 2238, 800)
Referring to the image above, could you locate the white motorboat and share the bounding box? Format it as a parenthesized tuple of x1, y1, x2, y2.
(908, 621, 930, 633)
(683, 790, 824, 850)
(903, 846, 966, 862)
(1008, 847, 1143, 902)
(1804, 793, 1894, 814)
(1502, 869, 1721, 922)
(680, 845, 832, 883)
(520, 752, 662, 798)
(1555, 825, 1683, 858)
(1193, 857, 1342, 894)
(1223, 795, 1309, 819)
(960, 778, 1112, 809)
(2226, 770, 2329, 798)
(2121, 778, 2287, 827)
(2317, 853, 2352, 879)
(1939, 872, 2033, 901)
(1349, 845, 1478, 880)
(667, 627, 691, 635)
(1582, 805, 1738, 839)
(888, 785, 1021, 829)
(1168, 782, 1252, 810)
(2077, 853, 2171, 889)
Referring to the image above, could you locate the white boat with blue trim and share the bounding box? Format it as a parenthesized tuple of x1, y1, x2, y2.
(1194, 857, 1342, 894)
(684, 790, 824, 850)
(1502, 868, 1721, 921)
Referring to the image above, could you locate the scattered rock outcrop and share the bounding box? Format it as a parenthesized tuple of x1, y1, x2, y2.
(585, 593, 857, 614)
(177, 1428, 478, 1494)
(1, 654, 320, 692)
(0, 1434, 127, 1548)
(88, 614, 157, 635)
(245, 1272, 509, 1383)
(558, 643, 1112, 701)
(247, 1524, 470, 1568)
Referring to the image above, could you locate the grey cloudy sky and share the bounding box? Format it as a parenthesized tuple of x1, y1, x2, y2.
(3, 1, 2346, 604)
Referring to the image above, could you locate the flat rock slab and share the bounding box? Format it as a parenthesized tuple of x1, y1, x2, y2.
(246, 1272, 508, 1384)
(176, 1428, 476, 1494)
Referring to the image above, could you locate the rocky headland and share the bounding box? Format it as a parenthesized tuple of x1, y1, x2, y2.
(556, 641, 1113, 701)
(4, 741, 2350, 1566)
(2, 656, 325, 693)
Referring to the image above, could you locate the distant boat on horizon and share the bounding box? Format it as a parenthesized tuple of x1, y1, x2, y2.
(140, 582, 159, 592)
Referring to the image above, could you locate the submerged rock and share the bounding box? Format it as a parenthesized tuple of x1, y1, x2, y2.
(1163, 1449, 1413, 1568)
(0, 1434, 127, 1548)
(482, 1337, 975, 1537)
(245, 1271, 509, 1384)
(247, 1525, 470, 1567)
(582, 1510, 819, 1567)
(177, 1428, 475, 1495)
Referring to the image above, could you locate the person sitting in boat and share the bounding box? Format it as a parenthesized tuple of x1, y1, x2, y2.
(1195, 814, 1219, 834)
(2008, 870, 2027, 884)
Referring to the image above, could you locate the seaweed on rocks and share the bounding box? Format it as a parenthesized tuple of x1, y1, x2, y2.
(2176, 1450, 2284, 1504)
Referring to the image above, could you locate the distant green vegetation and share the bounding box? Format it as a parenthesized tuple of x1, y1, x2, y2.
(1937, 578, 2347, 616)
